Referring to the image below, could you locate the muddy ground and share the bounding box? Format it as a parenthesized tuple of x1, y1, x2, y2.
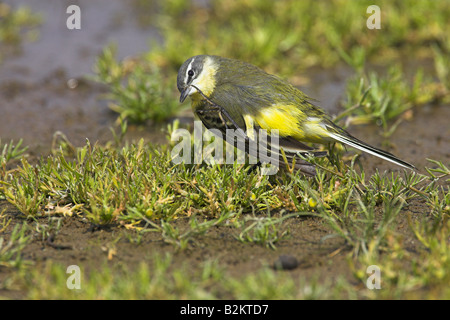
(0, 195, 433, 299)
(0, 1, 449, 299)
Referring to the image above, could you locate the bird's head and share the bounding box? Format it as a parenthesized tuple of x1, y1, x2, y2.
(177, 55, 218, 103)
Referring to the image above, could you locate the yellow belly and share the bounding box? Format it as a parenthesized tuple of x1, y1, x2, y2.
(254, 105, 330, 143)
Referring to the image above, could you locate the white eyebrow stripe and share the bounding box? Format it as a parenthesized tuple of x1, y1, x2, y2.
(184, 57, 195, 84)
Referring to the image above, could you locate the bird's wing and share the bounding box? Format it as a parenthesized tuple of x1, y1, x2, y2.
(194, 83, 326, 176)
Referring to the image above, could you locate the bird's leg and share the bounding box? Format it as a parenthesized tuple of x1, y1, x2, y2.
(247, 161, 263, 173)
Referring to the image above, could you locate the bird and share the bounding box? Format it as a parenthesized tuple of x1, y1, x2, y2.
(176, 55, 415, 176)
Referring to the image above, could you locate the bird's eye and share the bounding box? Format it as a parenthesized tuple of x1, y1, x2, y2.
(188, 69, 195, 77)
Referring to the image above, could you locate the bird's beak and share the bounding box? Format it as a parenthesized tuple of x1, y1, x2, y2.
(179, 86, 190, 103)
(179, 86, 197, 103)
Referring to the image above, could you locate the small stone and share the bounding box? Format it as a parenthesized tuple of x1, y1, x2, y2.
(67, 78, 78, 89)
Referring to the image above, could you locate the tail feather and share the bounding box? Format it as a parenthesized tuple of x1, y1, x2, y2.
(327, 132, 415, 170)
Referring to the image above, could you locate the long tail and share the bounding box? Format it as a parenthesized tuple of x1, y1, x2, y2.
(326, 130, 416, 170)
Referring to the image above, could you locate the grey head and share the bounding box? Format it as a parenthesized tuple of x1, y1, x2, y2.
(177, 55, 209, 102)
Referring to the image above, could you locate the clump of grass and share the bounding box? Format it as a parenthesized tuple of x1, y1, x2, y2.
(0, 222, 30, 268)
(148, 0, 450, 75)
(282, 156, 449, 256)
(432, 43, 450, 90)
(236, 213, 292, 250)
(93, 44, 180, 123)
(1, 158, 47, 216)
(409, 218, 450, 288)
(0, 139, 28, 186)
(0, 138, 280, 224)
(338, 66, 447, 138)
(145, 210, 239, 250)
(0, 139, 28, 167)
(350, 215, 450, 299)
(0, 3, 41, 46)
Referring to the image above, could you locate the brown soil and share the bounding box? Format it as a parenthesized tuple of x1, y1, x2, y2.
(0, 194, 433, 298)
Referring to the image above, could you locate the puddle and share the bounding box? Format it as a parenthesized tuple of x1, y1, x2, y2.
(1, 0, 160, 82)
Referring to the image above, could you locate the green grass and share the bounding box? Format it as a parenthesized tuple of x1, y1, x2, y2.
(1, 135, 448, 250)
(146, 0, 449, 73)
(0, 127, 448, 300)
(339, 66, 448, 137)
(0, 139, 28, 196)
(9, 253, 347, 299)
(93, 45, 181, 123)
(0, 221, 30, 268)
(0, 3, 41, 62)
(353, 217, 450, 299)
(0, 139, 28, 167)
(236, 213, 293, 250)
(0, 138, 284, 222)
